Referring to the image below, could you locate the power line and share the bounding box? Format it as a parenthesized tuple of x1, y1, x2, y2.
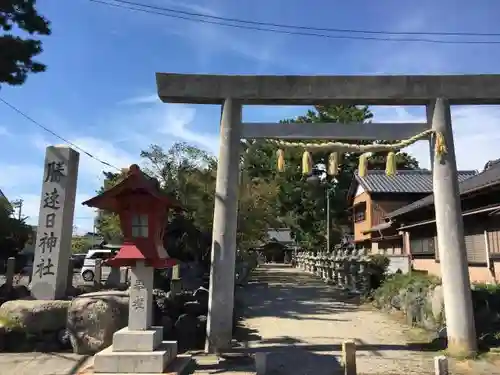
(0, 97, 121, 171)
(29, 216, 97, 219)
(102, 0, 500, 38)
(89, 0, 500, 45)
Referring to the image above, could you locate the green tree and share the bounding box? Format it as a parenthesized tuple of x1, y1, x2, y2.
(244, 105, 420, 251)
(141, 142, 280, 252)
(140, 142, 218, 231)
(0, 197, 31, 257)
(71, 236, 92, 253)
(1, 0, 51, 86)
(94, 170, 128, 243)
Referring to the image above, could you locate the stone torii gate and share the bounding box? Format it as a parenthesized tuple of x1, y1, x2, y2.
(155, 73, 500, 356)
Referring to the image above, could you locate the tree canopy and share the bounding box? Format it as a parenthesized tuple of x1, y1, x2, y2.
(1, 0, 51, 87)
(0, 197, 32, 258)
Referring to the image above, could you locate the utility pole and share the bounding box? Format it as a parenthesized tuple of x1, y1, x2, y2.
(11, 199, 23, 220)
(326, 187, 331, 252)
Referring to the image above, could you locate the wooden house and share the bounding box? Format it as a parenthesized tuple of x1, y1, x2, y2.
(347, 169, 477, 254)
(385, 160, 500, 283)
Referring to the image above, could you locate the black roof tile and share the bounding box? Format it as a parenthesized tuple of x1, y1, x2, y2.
(388, 163, 500, 218)
(355, 169, 477, 194)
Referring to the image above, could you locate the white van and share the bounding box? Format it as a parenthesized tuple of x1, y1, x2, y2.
(80, 249, 115, 282)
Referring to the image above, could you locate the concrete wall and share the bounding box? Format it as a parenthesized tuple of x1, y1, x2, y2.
(413, 258, 500, 283)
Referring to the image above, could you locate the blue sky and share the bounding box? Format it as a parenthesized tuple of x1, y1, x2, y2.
(2, 0, 500, 232)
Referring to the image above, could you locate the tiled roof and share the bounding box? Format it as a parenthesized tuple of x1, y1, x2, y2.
(267, 228, 293, 244)
(388, 162, 500, 218)
(356, 169, 477, 194)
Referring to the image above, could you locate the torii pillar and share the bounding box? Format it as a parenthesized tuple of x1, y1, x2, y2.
(205, 98, 242, 353)
(428, 98, 477, 356)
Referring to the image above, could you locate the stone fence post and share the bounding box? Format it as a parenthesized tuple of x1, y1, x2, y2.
(94, 259, 102, 287)
(4, 257, 15, 293)
(434, 356, 448, 375)
(342, 340, 356, 375)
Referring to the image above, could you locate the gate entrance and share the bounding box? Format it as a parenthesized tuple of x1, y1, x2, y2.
(155, 73, 500, 355)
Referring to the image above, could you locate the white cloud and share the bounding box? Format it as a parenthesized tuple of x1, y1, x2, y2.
(118, 94, 161, 105)
(158, 0, 218, 16)
(30, 135, 137, 177)
(0, 126, 10, 136)
(115, 96, 221, 155)
(157, 104, 220, 155)
(373, 105, 500, 171)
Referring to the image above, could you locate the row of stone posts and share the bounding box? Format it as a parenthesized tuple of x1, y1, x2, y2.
(293, 247, 371, 294)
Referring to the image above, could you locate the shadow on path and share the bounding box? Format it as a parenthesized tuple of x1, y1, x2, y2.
(240, 264, 359, 321)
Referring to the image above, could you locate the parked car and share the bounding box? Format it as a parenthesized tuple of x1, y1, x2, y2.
(80, 249, 115, 282)
(71, 253, 87, 269)
(21, 263, 33, 276)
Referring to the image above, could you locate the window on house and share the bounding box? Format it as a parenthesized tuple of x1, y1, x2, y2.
(410, 236, 436, 254)
(464, 225, 487, 263)
(354, 203, 366, 223)
(131, 214, 149, 238)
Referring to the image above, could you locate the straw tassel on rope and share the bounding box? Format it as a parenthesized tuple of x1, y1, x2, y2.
(358, 153, 369, 177)
(434, 131, 447, 160)
(277, 149, 285, 172)
(302, 150, 313, 175)
(385, 151, 397, 176)
(328, 152, 340, 176)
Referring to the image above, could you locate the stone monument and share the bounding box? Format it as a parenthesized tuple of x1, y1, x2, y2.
(82, 164, 192, 374)
(31, 145, 79, 300)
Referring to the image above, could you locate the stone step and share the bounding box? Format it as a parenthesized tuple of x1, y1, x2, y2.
(92, 355, 193, 375)
(93, 341, 177, 373)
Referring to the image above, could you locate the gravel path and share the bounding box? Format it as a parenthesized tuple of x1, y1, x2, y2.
(226, 264, 437, 375)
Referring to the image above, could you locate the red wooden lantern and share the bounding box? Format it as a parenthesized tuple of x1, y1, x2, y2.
(82, 164, 181, 268)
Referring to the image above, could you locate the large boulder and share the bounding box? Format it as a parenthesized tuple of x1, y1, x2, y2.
(66, 290, 129, 354)
(0, 299, 70, 333)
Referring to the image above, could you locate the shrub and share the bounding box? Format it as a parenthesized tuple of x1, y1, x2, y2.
(364, 254, 390, 294)
(372, 272, 440, 308)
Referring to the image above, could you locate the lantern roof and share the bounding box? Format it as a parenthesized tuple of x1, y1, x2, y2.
(82, 164, 182, 212)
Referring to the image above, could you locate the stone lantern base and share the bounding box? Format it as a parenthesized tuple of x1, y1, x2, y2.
(93, 326, 192, 374)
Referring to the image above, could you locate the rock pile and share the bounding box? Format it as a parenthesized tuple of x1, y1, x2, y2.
(0, 259, 255, 354)
(153, 286, 210, 351)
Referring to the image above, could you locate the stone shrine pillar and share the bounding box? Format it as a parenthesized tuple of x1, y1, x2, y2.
(31, 146, 79, 300)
